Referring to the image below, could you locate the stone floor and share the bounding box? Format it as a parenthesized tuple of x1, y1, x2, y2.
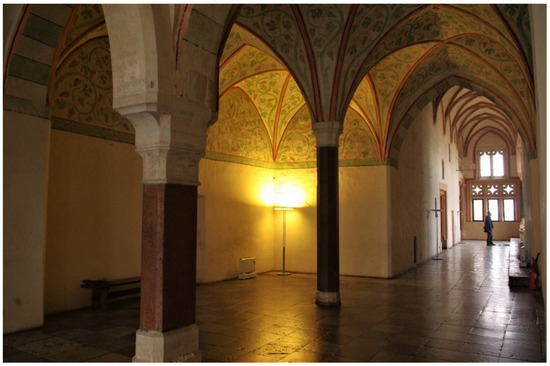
(4, 240, 546, 362)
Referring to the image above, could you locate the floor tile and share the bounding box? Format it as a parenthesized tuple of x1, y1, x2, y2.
(47, 345, 109, 362)
(3, 352, 52, 362)
(16, 336, 83, 359)
(424, 337, 464, 352)
(301, 339, 342, 356)
(88, 352, 133, 362)
(3, 240, 545, 363)
(251, 342, 299, 359)
(3, 330, 51, 347)
(279, 349, 327, 362)
(504, 330, 542, 341)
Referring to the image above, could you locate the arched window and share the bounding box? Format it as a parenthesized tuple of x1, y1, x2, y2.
(478, 149, 506, 179)
(468, 148, 519, 222)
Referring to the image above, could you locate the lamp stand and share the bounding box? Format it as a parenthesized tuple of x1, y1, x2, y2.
(277, 209, 291, 276)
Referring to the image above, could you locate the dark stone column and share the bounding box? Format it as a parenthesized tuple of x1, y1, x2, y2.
(313, 121, 342, 307)
(140, 183, 197, 331)
(316, 146, 341, 306)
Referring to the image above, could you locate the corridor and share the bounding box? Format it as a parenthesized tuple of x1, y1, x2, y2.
(4, 240, 546, 362)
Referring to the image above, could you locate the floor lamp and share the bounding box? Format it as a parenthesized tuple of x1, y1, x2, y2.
(275, 207, 293, 276)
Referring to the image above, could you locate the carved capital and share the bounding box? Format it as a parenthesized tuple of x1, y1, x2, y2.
(137, 147, 203, 185)
(313, 121, 342, 147)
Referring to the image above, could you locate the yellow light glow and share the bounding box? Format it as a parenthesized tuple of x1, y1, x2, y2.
(260, 181, 275, 206)
(260, 179, 307, 208)
(274, 188, 305, 208)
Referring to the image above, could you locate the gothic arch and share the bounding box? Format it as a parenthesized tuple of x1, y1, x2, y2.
(387, 74, 533, 166)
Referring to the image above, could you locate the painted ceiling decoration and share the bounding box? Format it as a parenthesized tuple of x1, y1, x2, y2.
(206, 4, 535, 169)
(18, 4, 532, 164)
(208, 23, 379, 169)
(49, 4, 134, 143)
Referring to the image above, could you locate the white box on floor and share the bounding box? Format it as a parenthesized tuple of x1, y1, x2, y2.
(238, 257, 256, 280)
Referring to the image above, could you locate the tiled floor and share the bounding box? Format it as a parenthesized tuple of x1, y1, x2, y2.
(4, 240, 546, 362)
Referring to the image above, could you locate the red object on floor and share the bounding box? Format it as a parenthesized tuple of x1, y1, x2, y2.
(529, 268, 537, 290)
(529, 255, 539, 290)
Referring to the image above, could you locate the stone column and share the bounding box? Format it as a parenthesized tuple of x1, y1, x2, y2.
(313, 121, 342, 307)
(125, 112, 204, 362)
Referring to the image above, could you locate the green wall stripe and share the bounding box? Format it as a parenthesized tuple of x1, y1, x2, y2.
(205, 152, 386, 169)
(8, 54, 51, 85)
(4, 96, 50, 119)
(51, 118, 135, 144)
(22, 13, 63, 48)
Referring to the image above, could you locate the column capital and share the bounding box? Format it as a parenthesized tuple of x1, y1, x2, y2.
(136, 147, 203, 185)
(312, 121, 343, 147)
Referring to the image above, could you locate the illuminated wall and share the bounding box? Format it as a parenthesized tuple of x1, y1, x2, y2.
(198, 159, 407, 279)
(197, 159, 277, 283)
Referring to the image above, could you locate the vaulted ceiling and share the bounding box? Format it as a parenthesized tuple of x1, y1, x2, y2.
(22, 4, 533, 168)
(206, 4, 535, 168)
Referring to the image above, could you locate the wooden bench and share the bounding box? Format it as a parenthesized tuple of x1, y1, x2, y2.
(81, 277, 141, 311)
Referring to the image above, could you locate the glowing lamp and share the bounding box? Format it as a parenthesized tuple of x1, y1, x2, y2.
(260, 180, 306, 276)
(273, 187, 305, 209)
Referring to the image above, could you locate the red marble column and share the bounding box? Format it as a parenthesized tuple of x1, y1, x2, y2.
(140, 183, 197, 332)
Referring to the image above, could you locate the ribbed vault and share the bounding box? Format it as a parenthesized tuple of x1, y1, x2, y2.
(208, 4, 536, 168)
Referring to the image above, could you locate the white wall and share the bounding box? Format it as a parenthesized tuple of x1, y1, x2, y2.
(391, 101, 461, 275)
(529, 3, 546, 305)
(4, 111, 50, 333)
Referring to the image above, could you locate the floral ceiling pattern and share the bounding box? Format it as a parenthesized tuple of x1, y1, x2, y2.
(206, 4, 535, 168)
(43, 4, 534, 161)
(50, 4, 134, 143)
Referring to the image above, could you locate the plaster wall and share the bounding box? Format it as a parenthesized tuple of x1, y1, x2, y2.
(340, 166, 391, 278)
(391, 102, 461, 275)
(263, 165, 393, 278)
(197, 159, 276, 283)
(4, 111, 50, 333)
(462, 222, 520, 241)
(527, 158, 543, 285)
(198, 159, 395, 280)
(272, 168, 317, 275)
(529, 3, 546, 304)
(44, 130, 142, 314)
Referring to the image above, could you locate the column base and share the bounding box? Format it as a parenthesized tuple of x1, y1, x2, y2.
(133, 324, 201, 362)
(315, 290, 341, 307)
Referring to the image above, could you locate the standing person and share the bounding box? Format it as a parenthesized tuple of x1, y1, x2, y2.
(484, 211, 495, 246)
